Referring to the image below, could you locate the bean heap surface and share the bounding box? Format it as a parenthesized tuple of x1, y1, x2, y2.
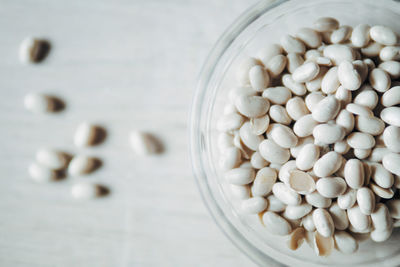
(218, 17, 400, 256)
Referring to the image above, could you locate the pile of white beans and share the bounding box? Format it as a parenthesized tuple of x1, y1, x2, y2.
(217, 17, 400, 256)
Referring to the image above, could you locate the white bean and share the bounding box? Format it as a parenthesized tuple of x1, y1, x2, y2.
(24, 93, 56, 114)
(288, 227, 306, 250)
(354, 148, 371, 160)
(19, 37, 49, 63)
(355, 115, 384, 135)
(286, 53, 305, 73)
(282, 74, 307, 96)
(313, 151, 342, 177)
(382, 153, 400, 176)
(288, 170, 316, 195)
(370, 183, 395, 199)
(35, 149, 67, 170)
(336, 109, 354, 134)
(28, 162, 57, 183)
(334, 140, 350, 154)
(313, 208, 335, 237)
(347, 132, 375, 149)
(316, 177, 347, 198)
(335, 86, 352, 108)
(370, 162, 394, 188)
(383, 125, 400, 153)
(338, 60, 361, 91)
(353, 89, 378, 110)
(356, 187, 375, 215)
(296, 28, 322, 48)
(293, 115, 318, 138)
(351, 24, 370, 47)
(229, 86, 257, 102)
(321, 66, 340, 94)
(338, 188, 357, 210)
(371, 203, 392, 230)
(249, 114, 270, 135)
(346, 103, 373, 117)
(329, 202, 349, 230)
(217, 113, 244, 132)
(370, 228, 392, 242)
(305, 92, 325, 112)
(68, 155, 97, 176)
(347, 205, 371, 232)
(361, 42, 383, 58)
(219, 147, 241, 171)
(302, 213, 316, 231)
(250, 151, 268, 169)
(313, 17, 339, 32)
(313, 123, 345, 145)
(241, 197, 268, 214)
(381, 86, 400, 107)
(267, 194, 286, 212)
(353, 60, 369, 83)
(259, 139, 290, 164)
(278, 160, 297, 184)
(71, 182, 102, 200)
(344, 159, 365, 189)
(286, 97, 309, 121)
(313, 232, 334, 256)
(280, 35, 306, 54)
(380, 107, 400, 127)
(370, 25, 398, 45)
(251, 167, 276, 197)
(293, 62, 320, 83)
(239, 122, 264, 151)
(235, 94, 270, 118)
(290, 136, 314, 158)
(323, 44, 355, 65)
(284, 203, 312, 220)
(272, 182, 301, 206)
(330, 25, 352, 44)
(334, 231, 358, 254)
(263, 211, 292, 235)
(74, 122, 99, 148)
(257, 44, 283, 65)
(270, 124, 298, 148)
(368, 147, 391, 162)
(269, 105, 292, 125)
(369, 68, 391, 93)
(266, 55, 287, 78)
(236, 57, 261, 85)
(305, 191, 332, 208)
(296, 144, 320, 171)
(262, 86, 292, 105)
(225, 167, 255, 185)
(379, 46, 400, 61)
(249, 65, 270, 91)
(305, 67, 328, 92)
(305, 49, 322, 60)
(379, 61, 400, 79)
(312, 95, 340, 123)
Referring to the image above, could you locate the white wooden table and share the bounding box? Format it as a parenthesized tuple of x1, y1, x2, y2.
(0, 0, 257, 266)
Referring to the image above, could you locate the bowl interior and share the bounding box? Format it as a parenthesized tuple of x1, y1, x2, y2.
(196, 0, 400, 266)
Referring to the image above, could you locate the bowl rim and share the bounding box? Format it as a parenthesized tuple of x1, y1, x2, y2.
(189, 1, 286, 266)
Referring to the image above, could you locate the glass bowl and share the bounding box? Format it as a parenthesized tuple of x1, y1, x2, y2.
(189, 0, 400, 266)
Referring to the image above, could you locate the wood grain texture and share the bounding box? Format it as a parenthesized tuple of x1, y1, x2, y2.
(0, 0, 257, 266)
